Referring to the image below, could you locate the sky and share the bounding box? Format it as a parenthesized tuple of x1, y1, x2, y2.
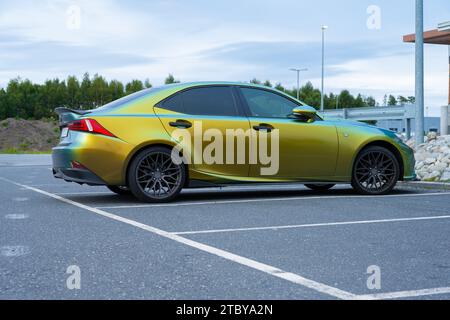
(0, 0, 449, 115)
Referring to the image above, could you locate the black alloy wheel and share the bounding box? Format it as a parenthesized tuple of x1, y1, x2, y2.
(128, 146, 186, 202)
(351, 146, 400, 195)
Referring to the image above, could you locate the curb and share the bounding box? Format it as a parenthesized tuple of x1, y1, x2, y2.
(399, 181, 450, 190)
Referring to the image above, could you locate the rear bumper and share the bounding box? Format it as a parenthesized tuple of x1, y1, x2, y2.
(52, 167, 106, 185)
(52, 147, 107, 185)
(52, 130, 131, 185)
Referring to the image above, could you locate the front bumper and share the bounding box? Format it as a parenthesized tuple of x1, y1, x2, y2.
(398, 143, 416, 181)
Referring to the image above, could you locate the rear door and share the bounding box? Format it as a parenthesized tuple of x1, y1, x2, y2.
(154, 86, 251, 177)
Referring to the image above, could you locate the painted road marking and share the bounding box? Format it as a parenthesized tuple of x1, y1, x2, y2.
(1, 245, 30, 257)
(0, 176, 355, 300)
(4, 213, 29, 220)
(96, 192, 450, 209)
(12, 197, 29, 202)
(357, 287, 450, 300)
(172, 214, 450, 235)
(2, 176, 449, 300)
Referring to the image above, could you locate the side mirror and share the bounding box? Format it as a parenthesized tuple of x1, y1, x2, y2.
(292, 106, 317, 119)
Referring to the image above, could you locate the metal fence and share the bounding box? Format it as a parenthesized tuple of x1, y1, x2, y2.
(320, 104, 416, 139)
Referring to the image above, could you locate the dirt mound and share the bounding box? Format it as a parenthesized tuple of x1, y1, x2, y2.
(0, 118, 60, 152)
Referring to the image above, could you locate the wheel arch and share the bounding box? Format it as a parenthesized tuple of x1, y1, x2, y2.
(352, 140, 404, 180)
(122, 141, 190, 187)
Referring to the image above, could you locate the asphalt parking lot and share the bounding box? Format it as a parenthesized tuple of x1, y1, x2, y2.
(1, 155, 450, 300)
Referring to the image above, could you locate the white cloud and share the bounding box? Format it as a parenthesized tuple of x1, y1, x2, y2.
(0, 0, 448, 116)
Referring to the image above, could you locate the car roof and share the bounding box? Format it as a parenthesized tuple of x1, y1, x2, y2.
(159, 81, 274, 90)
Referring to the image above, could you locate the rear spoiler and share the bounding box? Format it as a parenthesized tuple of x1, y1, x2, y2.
(55, 107, 91, 128)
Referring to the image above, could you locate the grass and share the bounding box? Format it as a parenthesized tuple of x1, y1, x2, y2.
(0, 148, 51, 154)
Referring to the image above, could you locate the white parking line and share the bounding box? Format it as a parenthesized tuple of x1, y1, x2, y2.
(3, 175, 450, 300)
(0, 176, 355, 300)
(96, 192, 450, 209)
(172, 214, 450, 235)
(357, 287, 450, 300)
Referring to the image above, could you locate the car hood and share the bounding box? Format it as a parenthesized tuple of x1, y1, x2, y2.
(324, 117, 400, 135)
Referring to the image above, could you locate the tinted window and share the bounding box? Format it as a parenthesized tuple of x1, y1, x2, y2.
(181, 87, 238, 116)
(161, 93, 184, 113)
(95, 87, 166, 112)
(240, 88, 299, 118)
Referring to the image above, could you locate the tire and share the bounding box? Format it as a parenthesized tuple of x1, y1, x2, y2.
(351, 146, 400, 195)
(127, 146, 186, 203)
(107, 185, 131, 195)
(304, 184, 335, 191)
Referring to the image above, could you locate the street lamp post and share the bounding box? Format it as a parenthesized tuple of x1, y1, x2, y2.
(289, 68, 308, 100)
(321, 25, 328, 112)
(415, 0, 424, 146)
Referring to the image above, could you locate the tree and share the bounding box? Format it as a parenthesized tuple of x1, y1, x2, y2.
(67, 76, 81, 109)
(144, 78, 152, 88)
(354, 94, 365, 108)
(337, 90, 355, 109)
(91, 74, 110, 107)
(0, 73, 384, 121)
(164, 74, 179, 84)
(109, 80, 124, 101)
(397, 95, 409, 105)
(263, 80, 272, 87)
(125, 80, 144, 94)
(0, 89, 6, 119)
(274, 83, 285, 92)
(387, 95, 397, 106)
(365, 96, 376, 107)
(298, 82, 321, 108)
(80, 73, 92, 109)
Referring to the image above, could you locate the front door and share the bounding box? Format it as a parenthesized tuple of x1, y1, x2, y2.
(238, 87, 338, 180)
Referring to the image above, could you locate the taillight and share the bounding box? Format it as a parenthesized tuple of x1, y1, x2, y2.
(68, 119, 116, 137)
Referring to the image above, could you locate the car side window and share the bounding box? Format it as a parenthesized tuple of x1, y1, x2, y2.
(240, 87, 299, 118)
(181, 87, 238, 116)
(160, 93, 184, 113)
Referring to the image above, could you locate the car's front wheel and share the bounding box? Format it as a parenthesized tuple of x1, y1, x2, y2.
(351, 146, 400, 195)
(128, 146, 186, 202)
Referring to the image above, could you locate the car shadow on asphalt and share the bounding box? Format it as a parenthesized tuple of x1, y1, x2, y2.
(62, 186, 420, 206)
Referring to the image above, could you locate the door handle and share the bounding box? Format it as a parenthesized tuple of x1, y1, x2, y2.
(253, 124, 274, 132)
(169, 120, 192, 129)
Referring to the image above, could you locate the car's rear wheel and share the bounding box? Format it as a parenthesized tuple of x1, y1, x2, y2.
(351, 146, 400, 195)
(107, 185, 131, 195)
(128, 146, 186, 202)
(304, 184, 335, 191)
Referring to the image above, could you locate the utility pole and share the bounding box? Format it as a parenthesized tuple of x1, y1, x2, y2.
(321, 25, 328, 111)
(415, 0, 424, 146)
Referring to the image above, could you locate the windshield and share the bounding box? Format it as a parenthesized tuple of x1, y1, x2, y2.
(94, 86, 168, 112)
